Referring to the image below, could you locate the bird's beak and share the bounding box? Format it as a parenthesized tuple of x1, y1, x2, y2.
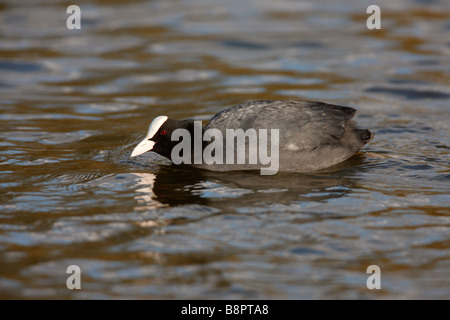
(131, 139, 156, 157)
(131, 116, 168, 158)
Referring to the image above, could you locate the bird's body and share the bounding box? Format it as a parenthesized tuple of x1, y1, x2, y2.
(131, 99, 373, 174)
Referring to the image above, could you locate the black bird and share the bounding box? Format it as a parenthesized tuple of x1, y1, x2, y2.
(131, 99, 373, 174)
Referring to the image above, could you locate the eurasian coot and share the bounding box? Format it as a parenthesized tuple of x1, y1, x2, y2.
(131, 100, 373, 174)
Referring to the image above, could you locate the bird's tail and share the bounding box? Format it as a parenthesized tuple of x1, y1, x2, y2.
(359, 129, 374, 143)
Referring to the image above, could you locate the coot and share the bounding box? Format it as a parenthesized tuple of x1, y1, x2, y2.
(131, 99, 373, 174)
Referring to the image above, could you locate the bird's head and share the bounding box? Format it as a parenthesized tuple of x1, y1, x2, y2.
(131, 116, 194, 160)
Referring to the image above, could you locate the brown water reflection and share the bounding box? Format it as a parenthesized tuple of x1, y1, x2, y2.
(0, 0, 449, 299)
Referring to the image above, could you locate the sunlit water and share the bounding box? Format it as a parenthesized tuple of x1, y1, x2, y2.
(0, 0, 449, 299)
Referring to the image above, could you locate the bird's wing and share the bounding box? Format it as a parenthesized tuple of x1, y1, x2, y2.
(205, 100, 356, 151)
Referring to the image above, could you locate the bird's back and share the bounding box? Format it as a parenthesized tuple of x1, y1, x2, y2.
(202, 99, 372, 172)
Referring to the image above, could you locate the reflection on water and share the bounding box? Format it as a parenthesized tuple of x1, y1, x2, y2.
(132, 173, 160, 210)
(0, 0, 449, 299)
(133, 164, 360, 208)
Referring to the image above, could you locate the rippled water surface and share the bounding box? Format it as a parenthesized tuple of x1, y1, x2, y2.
(1, 0, 449, 299)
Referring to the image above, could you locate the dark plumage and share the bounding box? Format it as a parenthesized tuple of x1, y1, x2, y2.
(131, 99, 373, 173)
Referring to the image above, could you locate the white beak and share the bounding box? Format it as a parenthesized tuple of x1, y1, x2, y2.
(131, 139, 155, 157)
(130, 116, 168, 158)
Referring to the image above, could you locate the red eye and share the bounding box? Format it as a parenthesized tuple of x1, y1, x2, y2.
(160, 130, 167, 135)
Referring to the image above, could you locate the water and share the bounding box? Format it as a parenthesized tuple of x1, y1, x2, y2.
(0, 0, 449, 299)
